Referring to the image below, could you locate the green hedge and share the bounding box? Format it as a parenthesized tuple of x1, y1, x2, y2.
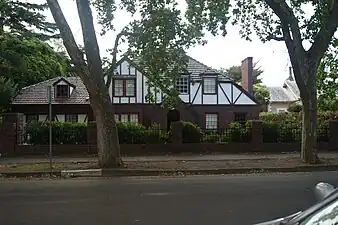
(25, 121, 169, 145)
(25, 121, 87, 144)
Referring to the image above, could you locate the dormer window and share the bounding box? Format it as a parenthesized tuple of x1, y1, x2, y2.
(56, 85, 69, 98)
(203, 77, 216, 94)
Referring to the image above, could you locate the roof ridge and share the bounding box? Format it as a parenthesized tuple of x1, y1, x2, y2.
(21, 76, 63, 90)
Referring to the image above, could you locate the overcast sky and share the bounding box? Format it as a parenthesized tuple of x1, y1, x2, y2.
(40, 0, 320, 87)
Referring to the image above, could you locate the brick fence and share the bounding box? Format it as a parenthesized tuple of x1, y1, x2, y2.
(1, 113, 338, 156)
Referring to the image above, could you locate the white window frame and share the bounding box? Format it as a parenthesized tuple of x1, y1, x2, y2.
(115, 113, 139, 123)
(203, 78, 216, 94)
(205, 113, 218, 130)
(113, 79, 123, 96)
(176, 76, 189, 94)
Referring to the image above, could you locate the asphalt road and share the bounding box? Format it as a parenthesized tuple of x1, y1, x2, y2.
(1, 172, 338, 225)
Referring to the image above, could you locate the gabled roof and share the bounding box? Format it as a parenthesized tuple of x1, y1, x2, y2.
(268, 86, 298, 102)
(117, 54, 232, 82)
(268, 76, 300, 103)
(12, 76, 89, 105)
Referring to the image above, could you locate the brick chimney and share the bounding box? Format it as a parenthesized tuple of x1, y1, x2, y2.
(241, 57, 253, 94)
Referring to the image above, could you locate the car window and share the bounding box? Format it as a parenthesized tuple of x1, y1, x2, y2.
(300, 199, 338, 225)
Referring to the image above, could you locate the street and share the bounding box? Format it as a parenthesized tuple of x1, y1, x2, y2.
(1, 172, 338, 225)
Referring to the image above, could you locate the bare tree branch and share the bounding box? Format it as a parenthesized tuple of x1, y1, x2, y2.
(264, 0, 304, 56)
(105, 28, 136, 88)
(308, 1, 338, 63)
(46, 0, 85, 67)
(76, 0, 104, 86)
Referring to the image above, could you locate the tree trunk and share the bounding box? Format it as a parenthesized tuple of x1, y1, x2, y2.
(299, 64, 320, 164)
(90, 88, 122, 168)
(46, 0, 122, 168)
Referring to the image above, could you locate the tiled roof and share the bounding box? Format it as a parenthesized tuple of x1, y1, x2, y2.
(12, 76, 89, 105)
(268, 86, 298, 102)
(128, 55, 232, 81)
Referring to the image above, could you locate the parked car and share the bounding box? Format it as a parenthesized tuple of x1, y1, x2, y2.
(254, 182, 338, 225)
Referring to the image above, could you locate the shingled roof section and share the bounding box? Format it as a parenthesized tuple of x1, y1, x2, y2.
(268, 86, 298, 102)
(12, 76, 89, 105)
(122, 55, 232, 81)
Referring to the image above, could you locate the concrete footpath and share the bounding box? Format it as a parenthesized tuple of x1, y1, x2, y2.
(1, 152, 338, 178)
(2, 152, 338, 164)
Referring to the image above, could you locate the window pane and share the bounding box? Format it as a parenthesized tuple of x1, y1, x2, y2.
(125, 80, 135, 96)
(120, 114, 129, 122)
(203, 78, 216, 94)
(66, 114, 78, 123)
(26, 114, 38, 123)
(114, 114, 119, 122)
(56, 85, 69, 97)
(176, 76, 189, 94)
(130, 114, 139, 123)
(114, 80, 123, 96)
(206, 114, 218, 129)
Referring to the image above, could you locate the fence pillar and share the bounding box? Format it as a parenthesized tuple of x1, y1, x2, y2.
(87, 121, 97, 153)
(0, 113, 24, 156)
(170, 121, 183, 145)
(329, 120, 338, 151)
(250, 120, 263, 151)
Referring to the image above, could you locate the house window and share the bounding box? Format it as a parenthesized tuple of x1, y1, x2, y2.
(129, 114, 139, 123)
(234, 112, 247, 124)
(203, 78, 216, 94)
(205, 113, 218, 130)
(120, 114, 129, 122)
(56, 85, 69, 98)
(176, 76, 189, 94)
(114, 113, 139, 123)
(65, 114, 78, 123)
(26, 114, 38, 123)
(113, 79, 136, 97)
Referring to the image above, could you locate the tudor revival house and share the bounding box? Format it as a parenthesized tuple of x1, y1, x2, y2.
(11, 55, 261, 129)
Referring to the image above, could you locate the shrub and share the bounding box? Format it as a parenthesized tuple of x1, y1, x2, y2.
(225, 122, 251, 143)
(182, 121, 202, 143)
(262, 121, 279, 143)
(202, 131, 222, 143)
(116, 122, 147, 144)
(287, 103, 302, 112)
(25, 121, 87, 144)
(144, 123, 170, 143)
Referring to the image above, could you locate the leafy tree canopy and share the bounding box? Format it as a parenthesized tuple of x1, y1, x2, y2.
(317, 38, 338, 111)
(0, 0, 58, 40)
(221, 62, 264, 84)
(253, 83, 270, 107)
(0, 33, 69, 89)
(0, 77, 17, 112)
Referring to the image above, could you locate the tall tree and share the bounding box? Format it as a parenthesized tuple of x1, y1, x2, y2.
(221, 62, 264, 84)
(46, 0, 200, 168)
(317, 38, 338, 111)
(0, 0, 58, 39)
(0, 77, 17, 113)
(0, 33, 69, 89)
(185, 0, 338, 164)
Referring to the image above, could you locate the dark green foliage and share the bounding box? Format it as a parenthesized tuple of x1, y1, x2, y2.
(225, 122, 251, 143)
(182, 121, 202, 143)
(26, 121, 169, 145)
(25, 121, 87, 145)
(0, 34, 68, 89)
(0, 0, 58, 40)
(287, 103, 303, 113)
(0, 77, 17, 111)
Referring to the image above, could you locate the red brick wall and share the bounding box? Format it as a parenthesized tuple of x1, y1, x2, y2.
(1, 114, 338, 156)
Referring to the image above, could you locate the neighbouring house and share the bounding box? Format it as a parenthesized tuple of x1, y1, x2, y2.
(268, 67, 301, 113)
(10, 55, 261, 129)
